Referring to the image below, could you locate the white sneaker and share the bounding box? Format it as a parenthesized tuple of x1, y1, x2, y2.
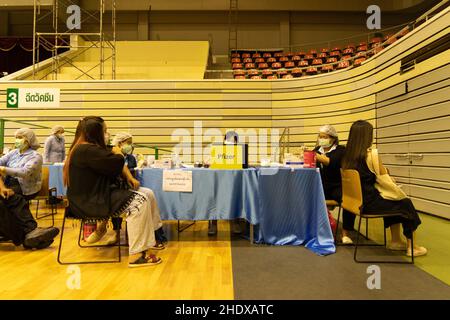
(341, 236, 353, 245)
(407, 246, 427, 257)
(85, 228, 107, 244)
(388, 242, 407, 251)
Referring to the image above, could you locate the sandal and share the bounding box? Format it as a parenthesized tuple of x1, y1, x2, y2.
(128, 254, 162, 268)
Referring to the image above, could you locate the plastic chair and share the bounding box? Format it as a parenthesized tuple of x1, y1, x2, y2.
(340, 169, 414, 264)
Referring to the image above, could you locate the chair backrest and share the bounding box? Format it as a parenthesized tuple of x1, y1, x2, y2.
(36, 166, 50, 197)
(340, 169, 363, 216)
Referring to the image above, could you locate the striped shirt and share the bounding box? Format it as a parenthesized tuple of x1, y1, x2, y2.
(0, 148, 42, 195)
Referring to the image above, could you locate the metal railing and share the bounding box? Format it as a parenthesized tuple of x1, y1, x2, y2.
(0, 118, 169, 159)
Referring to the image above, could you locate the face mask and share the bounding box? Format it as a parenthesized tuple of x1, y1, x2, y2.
(121, 144, 133, 154)
(318, 138, 332, 148)
(57, 134, 64, 139)
(15, 138, 26, 150)
(104, 134, 110, 145)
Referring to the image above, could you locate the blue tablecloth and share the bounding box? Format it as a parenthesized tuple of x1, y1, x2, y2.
(48, 165, 335, 255)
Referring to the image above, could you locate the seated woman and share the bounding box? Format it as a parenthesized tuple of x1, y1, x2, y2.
(0, 128, 43, 201)
(85, 132, 166, 247)
(342, 120, 427, 257)
(0, 176, 59, 249)
(314, 124, 355, 244)
(64, 117, 163, 267)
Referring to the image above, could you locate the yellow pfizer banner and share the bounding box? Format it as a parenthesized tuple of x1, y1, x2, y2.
(210, 144, 244, 169)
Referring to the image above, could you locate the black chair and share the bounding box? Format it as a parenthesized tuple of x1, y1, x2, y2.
(57, 206, 123, 265)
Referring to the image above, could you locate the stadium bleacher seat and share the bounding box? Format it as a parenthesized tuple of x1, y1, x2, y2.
(337, 61, 350, 69)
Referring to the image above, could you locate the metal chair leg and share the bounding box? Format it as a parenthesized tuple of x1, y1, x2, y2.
(334, 205, 342, 245)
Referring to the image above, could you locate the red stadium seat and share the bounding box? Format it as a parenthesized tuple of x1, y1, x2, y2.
(258, 63, 269, 69)
(312, 58, 323, 66)
(247, 69, 260, 76)
(330, 51, 341, 58)
(274, 52, 284, 59)
(279, 56, 289, 62)
(332, 47, 341, 52)
(255, 58, 265, 63)
(231, 52, 240, 58)
(318, 52, 327, 59)
(321, 48, 330, 53)
(252, 53, 261, 58)
(304, 54, 314, 61)
(372, 46, 384, 55)
(343, 48, 354, 55)
(285, 61, 295, 68)
(291, 68, 302, 77)
(291, 55, 301, 61)
(277, 69, 288, 77)
(233, 69, 246, 77)
(358, 42, 367, 47)
(251, 75, 262, 79)
(234, 75, 246, 79)
(267, 57, 277, 63)
(326, 57, 337, 64)
(243, 57, 253, 64)
(272, 62, 282, 69)
(283, 74, 294, 79)
(286, 52, 295, 57)
(306, 67, 318, 75)
(242, 53, 251, 59)
(262, 69, 273, 77)
(231, 58, 241, 64)
(321, 64, 333, 72)
(357, 45, 367, 52)
(337, 61, 350, 69)
(295, 51, 306, 57)
(245, 63, 256, 69)
(309, 49, 317, 55)
(356, 51, 366, 57)
(371, 37, 383, 45)
(346, 43, 355, 49)
(232, 63, 243, 69)
(342, 55, 352, 60)
(267, 75, 278, 79)
(263, 53, 272, 58)
(298, 60, 309, 67)
(354, 57, 366, 66)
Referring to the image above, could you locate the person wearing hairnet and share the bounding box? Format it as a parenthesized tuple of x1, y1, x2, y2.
(0, 128, 43, 200)
(85, 132, 167, 247)
(314, 125, 355, 245)
(43, 125, 66, 163)
(0, 128, 59, 249)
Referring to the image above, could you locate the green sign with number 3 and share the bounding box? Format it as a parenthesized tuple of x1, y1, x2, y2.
(6, 88, 19, 108)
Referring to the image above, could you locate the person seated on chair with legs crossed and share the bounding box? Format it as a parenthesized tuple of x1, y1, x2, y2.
(0, 173, 59, 249)
(0, 128, 43, 201)
(208, 130, 243, 236)
(314, 124, 355, 245)
(63, 116, 163, 267)
(341, 120, 427, 257)
(85, 132, 167, 248)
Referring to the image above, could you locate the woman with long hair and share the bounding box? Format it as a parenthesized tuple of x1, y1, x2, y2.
(342, 120, 427, 257)
(63, 116, 162, 267)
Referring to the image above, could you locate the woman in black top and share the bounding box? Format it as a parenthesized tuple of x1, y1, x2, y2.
(64, 117, 163, 267)
(342, 120, 426, 257)
(314, 125, 355, 244)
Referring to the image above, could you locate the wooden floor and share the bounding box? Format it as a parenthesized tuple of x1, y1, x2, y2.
(0, 204, 234, 300)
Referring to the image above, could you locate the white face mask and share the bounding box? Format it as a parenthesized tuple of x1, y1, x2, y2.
(318, 138, 332, 148)
(121, 144, 133, 154)
(56, 133, 64, 139)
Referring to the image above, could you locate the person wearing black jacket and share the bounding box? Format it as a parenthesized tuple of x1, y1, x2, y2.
(64, 117, 162, 267)
(314, 124, 355, 245)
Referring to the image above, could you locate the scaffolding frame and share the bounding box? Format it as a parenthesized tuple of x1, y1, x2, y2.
(32, 0, 116, 80)
(228, 0, 238, 59)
